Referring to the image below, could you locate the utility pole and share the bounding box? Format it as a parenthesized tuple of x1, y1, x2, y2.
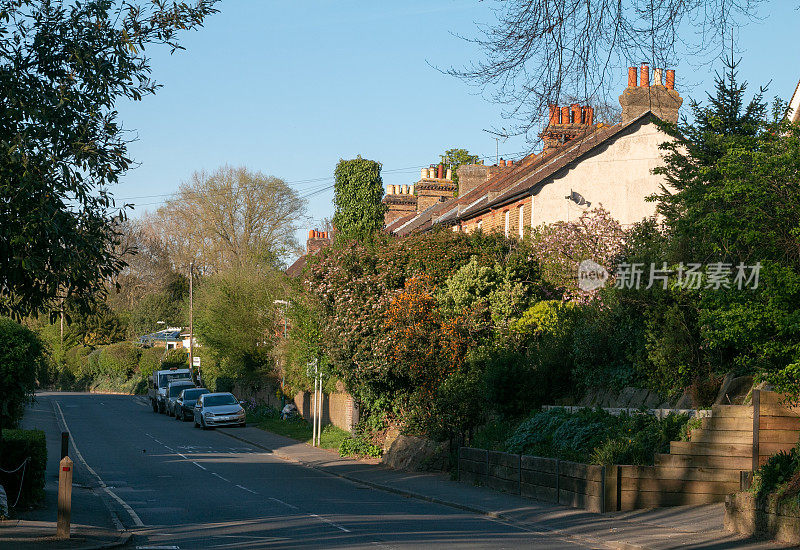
(189, 261, 194, 384)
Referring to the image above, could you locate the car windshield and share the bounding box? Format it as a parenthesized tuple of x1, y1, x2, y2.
(203, 395, 237, 407)
(168, 384, 194, 397)
(159, 372, 190, 388)
(182, 389, 209, 400)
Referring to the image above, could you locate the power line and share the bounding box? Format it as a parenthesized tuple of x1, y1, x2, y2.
(120, 148, 534, 209)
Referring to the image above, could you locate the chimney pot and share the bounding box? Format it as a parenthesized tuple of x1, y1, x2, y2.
(665, 69, 675, 90)
(653, 68, 663, 86)
(445, 168, 452, 180)
(571, 103, 581, 125)
(409, 184, 415, 194)
(561, 105, 570, 125)
(640, 63, 650, 87)
(437, 164, 444, 179)
(628, 67, 638, 87)
(499, 159, 506, 167)
(403, 184, 410, 194)
(586, 106, 594, 125)
(549, 104, 559, 125)
(308, 230, 315, 239)
(420, 168, 427, 180)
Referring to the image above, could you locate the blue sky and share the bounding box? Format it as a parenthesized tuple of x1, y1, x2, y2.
(115, 1, 799, 254)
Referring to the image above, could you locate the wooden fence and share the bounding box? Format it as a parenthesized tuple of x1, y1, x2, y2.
(458, 448, 608, 512)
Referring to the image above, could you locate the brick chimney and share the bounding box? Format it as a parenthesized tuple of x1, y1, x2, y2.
(619, 65, 683, 124)
(541, 103, 596, 150)
(306, 230, 331, 254)
(415, 162, 456, 212)
(382, 183, 417, 226)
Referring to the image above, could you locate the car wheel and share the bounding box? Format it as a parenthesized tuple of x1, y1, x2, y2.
(201, 418, 210, 430)
(194, 415, 199, 428)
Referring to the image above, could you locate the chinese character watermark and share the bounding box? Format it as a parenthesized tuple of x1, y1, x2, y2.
(577, 261, 762, 291)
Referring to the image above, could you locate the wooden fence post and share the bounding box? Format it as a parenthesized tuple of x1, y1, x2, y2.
(752, 389, 760, 472)
(57, 456, 73, 539)
(600, 465, 606, 513)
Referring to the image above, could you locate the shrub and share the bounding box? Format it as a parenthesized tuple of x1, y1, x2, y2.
(751, 448, 800, 498)
(98, 342, 141, 378)
(503, 408, 691, 465)
(137, 347, 163, 379)
(0, 318, 46, 430)
(215, 376, 234, 393)
(339, 432, 382, 458)
(0, 429, 47, 509)
(161, 348, 188, 370)
(64, 345, 92, 376)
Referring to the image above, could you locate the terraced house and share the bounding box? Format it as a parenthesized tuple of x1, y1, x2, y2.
(384, 65, 684, 235)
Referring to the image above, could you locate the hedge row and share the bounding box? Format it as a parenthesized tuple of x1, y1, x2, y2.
(0, 429, 47, 509)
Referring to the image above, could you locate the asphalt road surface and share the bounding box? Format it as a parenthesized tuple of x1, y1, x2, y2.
(39, 392, 595, 549)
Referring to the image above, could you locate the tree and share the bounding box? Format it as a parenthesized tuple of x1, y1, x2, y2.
(193, 264, 282, 384)
(440, 148, 479, 188)
(142, 166, 305, 273)
(0, 0, 218, 319)
(448, 0, 762, 141)
(332, 157, 386, 241)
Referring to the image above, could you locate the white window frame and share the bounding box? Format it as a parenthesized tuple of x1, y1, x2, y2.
(504, 210, 510, 237)
(518, 204, 524, 238)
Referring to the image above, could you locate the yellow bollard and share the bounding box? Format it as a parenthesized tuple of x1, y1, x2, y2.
(57, 456, 73, 539)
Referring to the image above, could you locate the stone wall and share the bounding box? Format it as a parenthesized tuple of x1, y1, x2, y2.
(725, 492, 800, 545)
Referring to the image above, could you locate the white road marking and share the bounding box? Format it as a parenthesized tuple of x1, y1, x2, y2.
(192, 462, 207, 471)
(211, 472, 230, 482)
(54, 400, 145, 527)
(235, 484, 258, 494)
(268, 497, 299, 510)
(310, 513, 351, 533)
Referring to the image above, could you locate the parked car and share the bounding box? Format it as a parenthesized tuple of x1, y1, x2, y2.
(193, 392, 246, 429)
(148, 368, 192, 413)
(175, 387, 210, 421)
(166, 380, 197, 416)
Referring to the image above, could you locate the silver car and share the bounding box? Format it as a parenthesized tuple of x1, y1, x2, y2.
(193, 392, 246, 429)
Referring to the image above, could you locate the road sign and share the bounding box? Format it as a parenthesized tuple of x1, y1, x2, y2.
(192, 356, 201, 367)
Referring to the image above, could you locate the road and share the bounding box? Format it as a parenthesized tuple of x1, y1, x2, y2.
(35, 392, 596, 549)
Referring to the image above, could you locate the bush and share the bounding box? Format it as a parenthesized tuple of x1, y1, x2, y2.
(215, 376, 234, 393)
(503, 408, 691, 465)
(339, 432, 382, 458)
(751, 448, 800, 498)
(0, 318, 46, 430)
(161, 348, 188, 370)
(137, 347, 163, 379)
(64, 345, 92, 376)
(98, 342, 141, 378)
(0, 429, 47, 509)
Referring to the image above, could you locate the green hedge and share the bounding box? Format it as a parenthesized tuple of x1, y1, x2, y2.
(0, 429, 47, 509)
(98, 342, 141, 377)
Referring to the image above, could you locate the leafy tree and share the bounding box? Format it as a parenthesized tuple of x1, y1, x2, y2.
(440, 148, 480, 187)
(143, 166, 306, 272)
(0, 0, 218, 319)
(194, 264, 282, 383)
(332, 157, 386, 241)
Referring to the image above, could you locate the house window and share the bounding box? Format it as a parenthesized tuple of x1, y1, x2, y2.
(518, 204, 524, 238)
(530, 196, 535, 227)
(504, 210, 510, 237)
(477, 220, 483, 231)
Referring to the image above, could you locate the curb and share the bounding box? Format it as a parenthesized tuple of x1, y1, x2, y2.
(215, 428, 630, 550)
(78, 531, 132, 550)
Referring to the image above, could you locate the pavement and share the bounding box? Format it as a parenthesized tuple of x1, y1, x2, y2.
(0, 393, 786, 549)
(214, 424, 784, 550)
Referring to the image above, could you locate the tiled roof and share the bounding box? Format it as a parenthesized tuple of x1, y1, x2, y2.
(285, 255, 308, 278)
(390, 112, 656, 236)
